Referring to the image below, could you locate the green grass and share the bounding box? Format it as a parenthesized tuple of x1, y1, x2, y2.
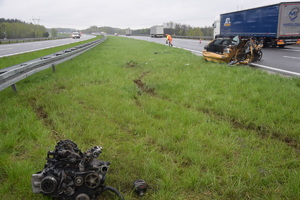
(0, 36, 299, 199)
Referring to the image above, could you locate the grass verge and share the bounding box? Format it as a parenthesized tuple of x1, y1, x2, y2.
(0, 36, 299, 199)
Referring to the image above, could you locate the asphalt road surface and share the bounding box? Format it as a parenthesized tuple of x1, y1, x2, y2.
(125, 36, 300, 76)
(0, 34, 95, 58)
(1, 35, 299, 76)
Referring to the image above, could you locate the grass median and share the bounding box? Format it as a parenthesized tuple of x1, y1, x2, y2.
(0, 36, 299, 199)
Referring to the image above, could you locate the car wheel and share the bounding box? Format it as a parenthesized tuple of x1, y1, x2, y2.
(257, 50, 263, 61)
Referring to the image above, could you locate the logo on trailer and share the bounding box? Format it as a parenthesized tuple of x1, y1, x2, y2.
(289, 7, 299, 21)
(224, 18, 231, 26)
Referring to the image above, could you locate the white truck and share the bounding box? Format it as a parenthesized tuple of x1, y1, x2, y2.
(126, 29, 132, 36)
(150, 26, 164, 38)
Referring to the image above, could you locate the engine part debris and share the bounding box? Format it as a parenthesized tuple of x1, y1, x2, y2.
(133, 179, 148, 196)
(32, 139, 124, 200)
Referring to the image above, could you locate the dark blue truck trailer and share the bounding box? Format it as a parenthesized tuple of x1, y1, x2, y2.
(213, 2, 300, 47)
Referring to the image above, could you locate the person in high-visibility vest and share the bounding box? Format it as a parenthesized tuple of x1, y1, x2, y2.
(166, 34, 173, 47)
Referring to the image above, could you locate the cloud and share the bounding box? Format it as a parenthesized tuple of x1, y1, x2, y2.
(0, 0, 299, 29)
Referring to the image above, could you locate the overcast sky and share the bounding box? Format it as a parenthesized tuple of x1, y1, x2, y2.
(0, 0, 299, 30)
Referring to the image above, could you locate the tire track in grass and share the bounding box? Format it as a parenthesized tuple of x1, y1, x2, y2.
(29, 97, 64, 141)
(198, 108, 299, 150)
(133, 72, 299, 152)
(72, 94, 190, 195)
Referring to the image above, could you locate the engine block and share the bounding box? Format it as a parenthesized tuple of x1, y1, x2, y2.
(32, 140, 122, 200)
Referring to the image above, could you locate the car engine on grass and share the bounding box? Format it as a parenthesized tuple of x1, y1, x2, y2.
(32, 140, 123, 200)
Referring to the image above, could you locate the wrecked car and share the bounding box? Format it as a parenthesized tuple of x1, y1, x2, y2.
(202, 36, 263, 65)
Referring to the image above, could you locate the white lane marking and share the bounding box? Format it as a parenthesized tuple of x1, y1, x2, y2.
(176, 46, 202, 54)
(282, 49, 300, 52)
(0, 36, 94, 58)
(251, 63, 300, 76)
(0, 43, 69, 58)
(283, 56, 300, 60)
(0, 48, 13, 51)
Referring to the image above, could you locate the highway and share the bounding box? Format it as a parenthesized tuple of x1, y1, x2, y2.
(0, 35, 299, 76)
(0, 34, 95, 58)
(126, 36, 300, 76)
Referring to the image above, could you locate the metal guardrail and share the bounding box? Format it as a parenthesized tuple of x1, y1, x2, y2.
(172, 35, 213, 40)
(0, 36, 70, 44)
(0, 36, 107, 92)
(127, 35, 213, 40)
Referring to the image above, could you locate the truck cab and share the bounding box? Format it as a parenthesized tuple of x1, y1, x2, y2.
(213, 15, 221, 39)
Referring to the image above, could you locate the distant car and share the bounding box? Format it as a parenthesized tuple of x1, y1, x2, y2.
(114, 33, 119, 36)
(71, 32, 81, 39)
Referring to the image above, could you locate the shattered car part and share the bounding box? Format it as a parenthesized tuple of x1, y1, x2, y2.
(32, 140, 124, 200)
(202, 36, 263, 65)
(133, 179, 148, 196)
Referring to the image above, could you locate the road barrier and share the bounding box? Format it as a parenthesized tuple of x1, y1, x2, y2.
(0, 36, 107, 92)
(127, 35, 213, 40)
(171, 35, 213, 40)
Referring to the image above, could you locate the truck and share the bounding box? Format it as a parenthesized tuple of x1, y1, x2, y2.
(150, 26, 164, 38)
(126, 29, 132, 36)
(213, 2, 300, 48)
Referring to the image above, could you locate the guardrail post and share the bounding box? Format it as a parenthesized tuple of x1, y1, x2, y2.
(52, 64, 56, 72)
(11, 84, 17, 93)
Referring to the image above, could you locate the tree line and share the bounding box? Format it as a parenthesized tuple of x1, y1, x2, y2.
(83, 26, 126, 35)
(0, 18, 49, 39)
(163, 21, 213, 36)
(83, 21, 213, 37)
(0, 18, 213, 39)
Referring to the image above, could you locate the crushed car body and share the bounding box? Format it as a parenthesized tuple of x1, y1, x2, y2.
(202, 36, 263, 65)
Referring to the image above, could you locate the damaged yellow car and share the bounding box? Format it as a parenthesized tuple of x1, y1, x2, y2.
(202, 36, 263, 65)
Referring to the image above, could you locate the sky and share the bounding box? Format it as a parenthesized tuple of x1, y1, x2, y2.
(0, 0, 299, 30)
